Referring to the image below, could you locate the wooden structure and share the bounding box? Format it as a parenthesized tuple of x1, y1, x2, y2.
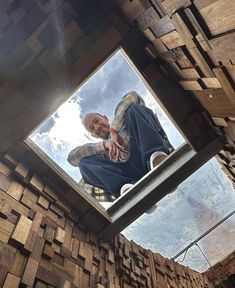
(0, 0, 234, 287)
(0, 152, 214, 287)
(205, 251, 235, 287)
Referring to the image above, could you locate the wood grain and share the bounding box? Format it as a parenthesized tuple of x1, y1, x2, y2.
(2, 273, 21, 288)
(199, 0, 235, 36)
(10, 215, 32, 246)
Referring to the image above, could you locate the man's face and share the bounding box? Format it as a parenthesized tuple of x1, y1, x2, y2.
(84, 113, 110, 139)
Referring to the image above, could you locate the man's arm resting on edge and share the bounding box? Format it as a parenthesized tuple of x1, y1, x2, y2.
(67, 141, 106, 166)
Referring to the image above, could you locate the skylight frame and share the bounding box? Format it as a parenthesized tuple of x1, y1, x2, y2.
(25, 46, 223, 235)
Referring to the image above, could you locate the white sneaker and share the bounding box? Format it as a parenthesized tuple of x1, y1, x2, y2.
(150, 151, 177, 194)
(120, 183, 134, 196)
(150, 151, 168, 170)
(120, 183, 157, 214)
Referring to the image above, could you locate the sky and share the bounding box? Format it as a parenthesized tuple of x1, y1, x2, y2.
(30, 50, 235, 272)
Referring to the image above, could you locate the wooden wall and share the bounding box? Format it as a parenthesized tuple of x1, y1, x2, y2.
(0, 151, 214, 288)
(0, 1, 234, 286)
(114, 0, 235, 188)
(205, 251, 235, 288)
(0, 0, 217, 157)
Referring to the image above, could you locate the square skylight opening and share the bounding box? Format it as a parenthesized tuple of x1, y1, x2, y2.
(27, 48, 185, 208)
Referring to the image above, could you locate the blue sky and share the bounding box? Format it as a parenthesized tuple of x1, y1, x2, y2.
(30, 50, 235, 272)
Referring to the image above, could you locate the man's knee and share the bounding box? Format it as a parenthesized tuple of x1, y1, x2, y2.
(79, 157, 90, 172)
(126, 103, 141, 116)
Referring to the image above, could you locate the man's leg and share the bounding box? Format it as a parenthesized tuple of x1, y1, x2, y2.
(79, 155, 141, 198)
(125, 103, 171, 173)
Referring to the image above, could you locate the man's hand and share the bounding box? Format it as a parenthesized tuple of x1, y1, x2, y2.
(103, 140, 127, 161)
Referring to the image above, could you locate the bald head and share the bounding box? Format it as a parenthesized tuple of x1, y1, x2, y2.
(83, 113, 110, 139)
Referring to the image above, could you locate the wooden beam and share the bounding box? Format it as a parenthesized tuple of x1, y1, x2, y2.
(100, 138, 223, 241)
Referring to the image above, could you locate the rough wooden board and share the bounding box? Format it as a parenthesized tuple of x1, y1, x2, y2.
(2, 273, 21, 288)
(148, 48, 162, 65)
(151, 15, 175, 37)
(184, 8, 209, 46)
(0, 162, 12, 177)
(54, 193, 71, 213)
(15, 162, 29, 179)
(50, 204, 64, 217)
(47, 209, 58, 223)
(22, 257, 39, 286)
(201, 77, 222, 89)
(142, 62, 162, 86)
(24, 230, 38, 254)
(0, 189, 29, 216)
(3, 154, 18, 167)
(226, 65, 235, 83)
(31, 211, 43, 232)
(55, 227, 65, 245)
(63, 258, 77, 279)
(193, 89, 235, 117)
(196, 33, 212, 51)
(20, 193, 36, 210)
(63, 219, 73, 250)
(44, 225, 55, 244)
(43, 243, 55, 259)
(37, 195, 49, 209)
(181, 68, 200, 79)
(31, 236, 45, 262)
(23, 187, 38, 202)
(115, 0, 146, 22)
(193, 0, 217, 10)
(226, 121, 235, 141)
(7, 211, 20, 224)
(143, 28, 156, 42)
(199, 0, 235, 36)
(58, 279, 72, 288)
(71, 238, 79, 259)
(0, 198, 11, 219)
(10, 214, 32, 246)
(212, 117, 228, 127)
(30, 174, 44, 192)
(179, 80, 203, 90)
(6, 180, 24, 201)
(0, 242, 17, 287)
(152, 38, 168, 53)
(160, 30, 185, 50)
(209, 32, 235, 58)
(0, 172, 11, 192)
(106, 9, 130, 37)
(213, 67, 235, 107)
(188, 46, 214, 77)
(0, 218, 15, 243)
(137, 7, 160, 29)
(161, 0, 191, 15)
(74, 264, 89, 287)
(36, 266, 60, 287)
(177, 55, 194, 69)
(171, 12, 193, 41)
(43, 184, 59, 201)
(4, 211, 18, 226)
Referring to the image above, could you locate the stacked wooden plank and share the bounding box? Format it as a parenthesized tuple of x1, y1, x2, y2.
(115, 0, 235, 187)
(205, 251, 235, 287)
(0, 153, 213, 287)
(215, 118, 235, 187)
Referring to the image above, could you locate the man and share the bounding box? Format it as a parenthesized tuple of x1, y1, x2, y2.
(68, 91, 174, 202)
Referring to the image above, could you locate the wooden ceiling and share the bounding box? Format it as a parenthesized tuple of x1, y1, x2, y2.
(0, 0, 234, 223)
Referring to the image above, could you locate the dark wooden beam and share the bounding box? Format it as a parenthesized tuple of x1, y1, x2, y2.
(100, 137, 223, 241)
